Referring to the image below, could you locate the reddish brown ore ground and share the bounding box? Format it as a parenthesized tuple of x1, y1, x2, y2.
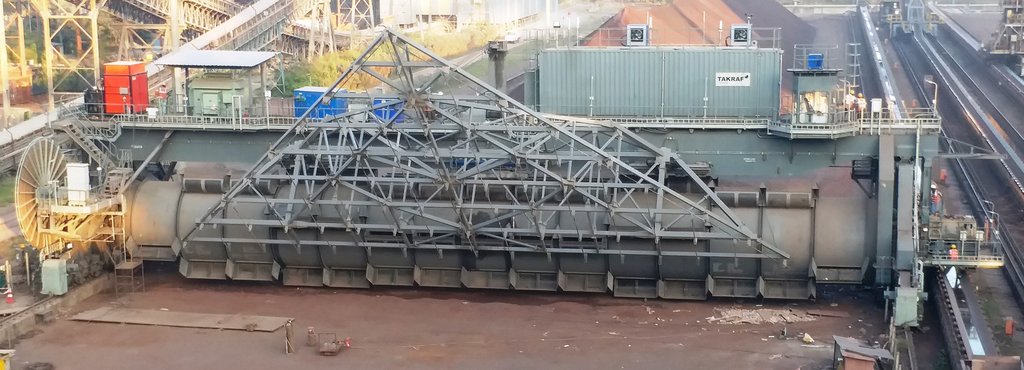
(14, 266, 886, 370)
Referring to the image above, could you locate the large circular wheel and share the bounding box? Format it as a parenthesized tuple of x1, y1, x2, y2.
(15, 137, 68, 248)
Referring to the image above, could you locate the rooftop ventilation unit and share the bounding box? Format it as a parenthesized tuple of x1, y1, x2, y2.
(626, 24, 649, 47)
(730, 24, 753, 47)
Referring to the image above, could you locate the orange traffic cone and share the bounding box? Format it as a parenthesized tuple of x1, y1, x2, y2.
(5, 289, 14, 304)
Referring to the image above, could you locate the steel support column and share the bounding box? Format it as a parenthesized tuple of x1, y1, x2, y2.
(113, 23, 170, 60)
(992, 0, 1024, 54)
(875, 135, 895, 286)
(0, 1, 28, 128)
(32, 0, 102, 111)
(340, 0, 373, 29)
(1, 2, 11, 128)
(307, 0, 336, 60)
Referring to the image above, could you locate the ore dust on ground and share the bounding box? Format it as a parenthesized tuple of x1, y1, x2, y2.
(14, 267, 885, 370)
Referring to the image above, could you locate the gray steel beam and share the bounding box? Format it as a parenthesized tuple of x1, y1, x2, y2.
(187, 237, 775, 259)
(180, 29, 789, 262)
(876, 135, 895, 286)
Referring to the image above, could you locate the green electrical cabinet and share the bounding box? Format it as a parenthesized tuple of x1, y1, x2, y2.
(187, 73, 250, 117)
(41, 259, 68, 295)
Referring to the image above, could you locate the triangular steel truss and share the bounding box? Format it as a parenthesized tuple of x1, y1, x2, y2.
(182, 29, 788, 260)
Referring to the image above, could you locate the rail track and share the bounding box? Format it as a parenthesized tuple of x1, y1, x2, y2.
(891, 17, 1024, 364)
(908, 25, 1024, 308)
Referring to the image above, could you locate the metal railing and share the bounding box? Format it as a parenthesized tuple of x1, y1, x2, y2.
(577, 26, 781, 50)
(536, 104, 778, 119)
(111, 113, 294, 130)
(770, 107, 941, 137)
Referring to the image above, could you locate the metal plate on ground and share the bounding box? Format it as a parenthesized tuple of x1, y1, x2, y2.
(71, 307, 291, 332)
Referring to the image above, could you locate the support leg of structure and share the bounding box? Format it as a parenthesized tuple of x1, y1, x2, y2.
(876, 135, 895, 285)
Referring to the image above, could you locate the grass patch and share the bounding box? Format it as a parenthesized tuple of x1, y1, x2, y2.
(0, 174, 13, 206)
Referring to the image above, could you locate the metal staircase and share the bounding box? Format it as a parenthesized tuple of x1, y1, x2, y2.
(59, 122, 119, 172)
(101, 168, 133, 197)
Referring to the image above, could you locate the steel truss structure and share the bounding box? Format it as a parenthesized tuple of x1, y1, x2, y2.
(0, 0, 29, 127)
(339, 0, 373, 29)
(306, 0, 336, 59)
(31, 0, 101, 111)
(992, 0, 1024, 54)
(179, 29, 789, 295)
(112, 23, 171, 60)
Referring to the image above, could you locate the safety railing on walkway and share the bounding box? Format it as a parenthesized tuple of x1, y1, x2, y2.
(111, 113, 294, 130)
(771, 107, 941, 139)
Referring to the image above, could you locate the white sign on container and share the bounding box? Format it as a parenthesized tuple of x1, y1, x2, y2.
(715, 72, 751, 87)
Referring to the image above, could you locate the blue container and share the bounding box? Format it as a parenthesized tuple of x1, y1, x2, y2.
(807, 53, 824, 70)
(294, 86, 348, 119)
(372, 98, 405, 123)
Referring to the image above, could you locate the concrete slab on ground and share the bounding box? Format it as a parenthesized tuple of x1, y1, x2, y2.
(71, 307, 291, 332)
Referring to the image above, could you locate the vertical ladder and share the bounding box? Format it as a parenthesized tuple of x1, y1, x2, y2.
(847, 43, 862, 93)
(112, 207, 144, 297)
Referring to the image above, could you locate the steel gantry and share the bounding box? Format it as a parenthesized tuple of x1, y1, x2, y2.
(306, 0, 336, 59)
(340, 0, 373, 29)
(30, 0, 102, 111)
(104, 0, 238, 40)
(992, 0, 1024, 54)
(181, 29, 788, 281)
(0, 0, 29, 128)
(111, 23, 173, 60)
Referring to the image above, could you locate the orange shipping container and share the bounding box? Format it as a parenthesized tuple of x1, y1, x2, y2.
(103, 61, 146, 76)
(103, 72, 149, 114)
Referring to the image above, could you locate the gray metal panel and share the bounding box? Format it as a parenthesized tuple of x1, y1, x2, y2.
(275, 229, 323, 267)
(319, 231, 366, 269)
(895, 163, 916, 270)
(709, 208, 760, 277)
(154, 50, 276, 69)
(607, 240, 657, 278)
(537, 47, 782, 118)
(817, 197, 873, 267)
(659, 241, 709, 280)
(177, 193, 227, 261)
(510, 252, 557, 272)
(129, 181, 182, 247)
(760, 208, 811, 279)
(223, 202, 272, 263)
(875, 135, 895, 285)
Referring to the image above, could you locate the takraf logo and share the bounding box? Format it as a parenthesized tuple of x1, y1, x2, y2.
(715, 72, 751, 87)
